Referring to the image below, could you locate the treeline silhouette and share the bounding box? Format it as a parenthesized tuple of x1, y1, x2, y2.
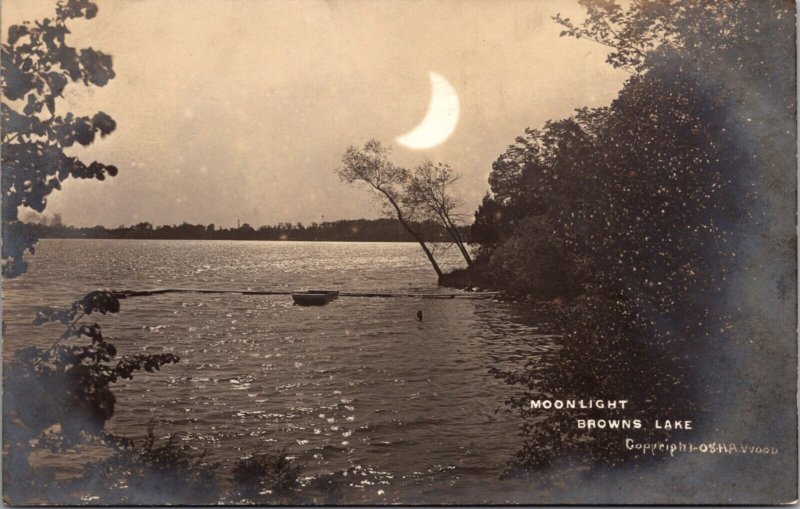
(470, 0, 795, 475)
(26, 218, 469, 242)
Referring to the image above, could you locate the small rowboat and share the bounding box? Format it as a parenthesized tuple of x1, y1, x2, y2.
(291, 290, 339, 306)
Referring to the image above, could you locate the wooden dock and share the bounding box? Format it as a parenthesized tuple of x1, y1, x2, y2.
(113, 288, 499, 300)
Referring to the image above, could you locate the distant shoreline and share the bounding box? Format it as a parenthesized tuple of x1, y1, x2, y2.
(25, 217, 470, 244)
(36, 236, 424, 243)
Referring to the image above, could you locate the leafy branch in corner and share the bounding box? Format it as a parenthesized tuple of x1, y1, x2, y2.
(6, 290, 179, 461)
(2, 0, 118, 277)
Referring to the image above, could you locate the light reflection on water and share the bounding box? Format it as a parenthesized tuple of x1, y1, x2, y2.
(3, 239, 554, 501)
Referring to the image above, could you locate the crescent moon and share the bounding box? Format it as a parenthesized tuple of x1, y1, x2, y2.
(396, 71, 460, 150)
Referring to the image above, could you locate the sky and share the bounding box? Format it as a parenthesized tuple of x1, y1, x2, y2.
(4, 0, 628, 228)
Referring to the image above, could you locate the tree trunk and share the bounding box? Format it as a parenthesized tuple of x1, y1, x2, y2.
(440, 210, 473, 265)
(382, 192, 444, 278)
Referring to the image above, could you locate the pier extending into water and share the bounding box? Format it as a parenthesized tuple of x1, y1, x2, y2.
(113, 288, 499, 300)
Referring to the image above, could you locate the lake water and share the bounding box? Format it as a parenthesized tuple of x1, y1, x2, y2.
(2, 239, 555, 503)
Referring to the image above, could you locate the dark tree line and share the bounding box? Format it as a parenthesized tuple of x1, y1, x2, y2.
(471, 0, 793, 327)
(24, 217, 469, 242)
(476, 0, 795, 472)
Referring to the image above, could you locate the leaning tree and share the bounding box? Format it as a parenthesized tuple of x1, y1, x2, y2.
(337, 139, 445, 277)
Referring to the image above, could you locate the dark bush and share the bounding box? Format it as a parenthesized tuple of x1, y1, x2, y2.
(3, 291, 180, 504)
(63, 421, 221, 505)
(231, 445, 303, 503)
(488, 218, 584, 300)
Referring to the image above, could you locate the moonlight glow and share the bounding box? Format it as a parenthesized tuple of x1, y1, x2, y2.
(396, 71, 460, 150)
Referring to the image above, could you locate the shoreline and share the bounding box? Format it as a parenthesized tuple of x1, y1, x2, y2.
(34, 236, 434, 243)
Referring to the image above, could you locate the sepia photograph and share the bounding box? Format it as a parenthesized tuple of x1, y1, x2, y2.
(1, 0, 797, 505)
